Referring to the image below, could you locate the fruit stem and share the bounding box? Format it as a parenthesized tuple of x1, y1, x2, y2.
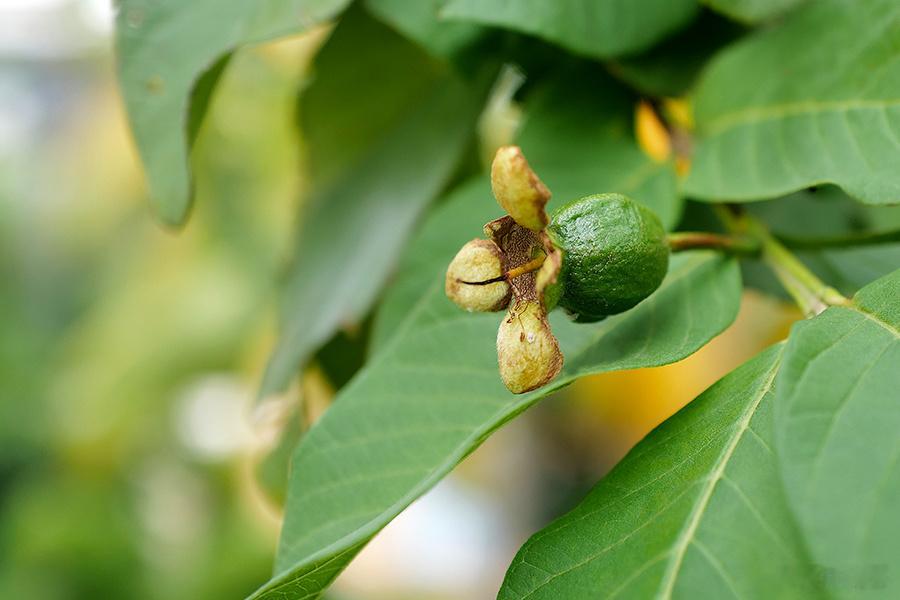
(717, 206, 850, 316)
(667, 231, 759, 255)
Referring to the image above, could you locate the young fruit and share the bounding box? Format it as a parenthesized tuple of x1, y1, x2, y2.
(548, 193, 669, 322)
(444, 147, 672, 394)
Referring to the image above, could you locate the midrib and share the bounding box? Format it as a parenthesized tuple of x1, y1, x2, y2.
(656, 351, 783, 599)
(702, 98, 900, 137)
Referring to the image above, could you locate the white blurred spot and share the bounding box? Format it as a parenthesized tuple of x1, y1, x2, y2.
(335, 477, 515, 599)
(1, 0, 68, 9)
(134, 460, 211, 573)
(0, 0, 111, 59)
(80, 0, 114, 34)
(174, 374, 256, 461)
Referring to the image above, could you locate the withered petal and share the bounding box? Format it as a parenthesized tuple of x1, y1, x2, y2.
(491, 145, 551, 232)
(497, 301, 563, 394)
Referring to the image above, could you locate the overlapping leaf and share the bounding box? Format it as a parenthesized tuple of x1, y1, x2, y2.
(365, 0, 483, 57)
(442, 0, 698, 60)
(608, 12, 745, 98)
(747, 188, 900, 295)
(685, 0, 900, 205)
(801, 245, 900, 296)
(260, 9, 488, 396)
(775, 268, 900, 597)
(248, 175, 742, 599)
(499, 345, 821, 599)
(115, 0, 352, 224)
(702, 0, 807, 23)
(298, 6, 447, 189)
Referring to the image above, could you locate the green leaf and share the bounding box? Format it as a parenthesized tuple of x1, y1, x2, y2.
(800, 245, 900, 296)
(608, 12, 745, 98)
(369, 178, 494, 354)
(748, 187, 900, 239)
(702, 0, 807, 23)
(499, 345, 822, 599)
(248, 179, 742, 599)
(442, 0, 698, 59)
(364, 0, 484, 57)
(519, 70, 683, 229)
(259, 9, 488, 397)
(775, 268, 900, 597)
(299, 6, 448, 189)
(743, 188, 900, 296)
(684, 0, 900, 205)
(115, 0, 351, 225)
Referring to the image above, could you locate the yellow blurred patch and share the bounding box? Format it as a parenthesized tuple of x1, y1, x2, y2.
(635, 100, 671, 163)
(255, 25, 332, 74)
(564, 291, 800, 465)
(662, 97, 694, 131)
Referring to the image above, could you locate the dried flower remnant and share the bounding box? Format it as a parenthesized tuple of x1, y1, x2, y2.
(497, 301, 562, 394)
(445, 239, 511, 312)
(445, 146, 563, 394)
(491, 145, 551, 231)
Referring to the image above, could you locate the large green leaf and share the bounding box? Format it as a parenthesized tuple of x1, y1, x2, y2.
(248, 177, 742, 599)
(684, 0, 900, 205)
(499, 345, 822, 599)
(442, 0, 698, 59)
(364, 0, 483, 57)
(259, 9, 488, 396)
(702, 0, 807, 23)
(775, 268, 900, 597)
(518, 70, 683, 229)
(115, 0, 351, 225)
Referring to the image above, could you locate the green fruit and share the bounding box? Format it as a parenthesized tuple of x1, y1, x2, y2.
(547, 193, 669, 322)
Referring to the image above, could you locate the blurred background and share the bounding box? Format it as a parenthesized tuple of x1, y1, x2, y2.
(0, 1, 803, 599)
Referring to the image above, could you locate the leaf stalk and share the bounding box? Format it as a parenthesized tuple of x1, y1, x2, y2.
(718, 207, 850, 316)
